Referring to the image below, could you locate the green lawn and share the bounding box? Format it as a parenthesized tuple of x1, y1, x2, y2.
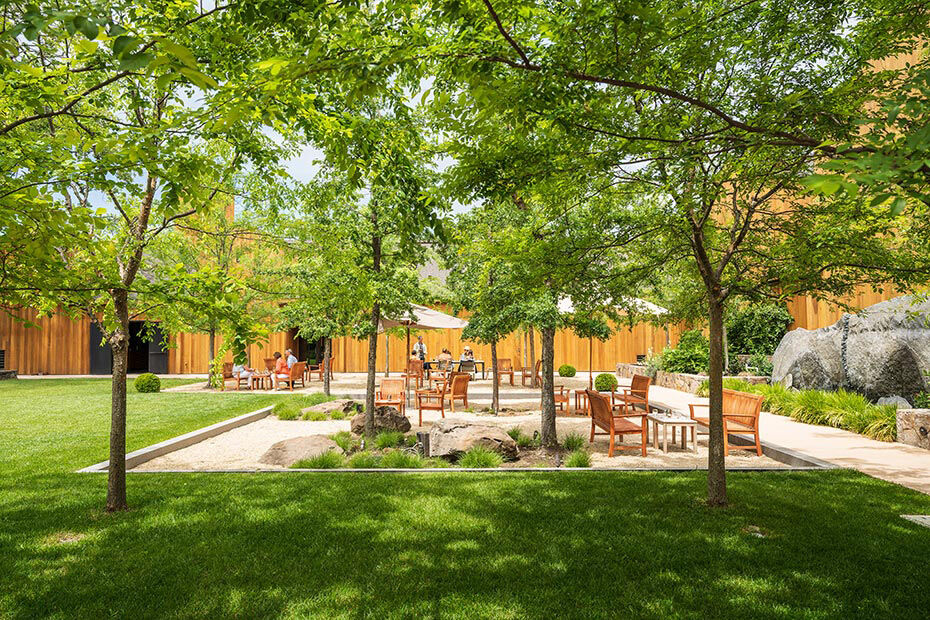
(1, 379, 929, 619)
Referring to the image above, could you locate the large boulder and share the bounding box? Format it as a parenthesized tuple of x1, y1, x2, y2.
(259, 435, 341, 467)
(428, 419, 518, 460)
(350, 406, 411, 435)
(301, 399, 361, 416)
(772, 296, 930, 400)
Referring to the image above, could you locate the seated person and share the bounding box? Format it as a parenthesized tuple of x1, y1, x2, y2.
(232, 361, 254, 380)
(460, 346, 475, 361)
(285, 348, 298, 369)
(273, 351, 289, 379)
(437, 348, 454, 366)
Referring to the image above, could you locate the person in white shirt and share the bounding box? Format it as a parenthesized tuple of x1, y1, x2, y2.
(286, 348, 298, 369)
(412, 336, 427, 361)
(232, 362, 253, 381)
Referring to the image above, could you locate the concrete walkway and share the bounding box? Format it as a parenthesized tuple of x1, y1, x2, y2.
(646, 384, 930, 495)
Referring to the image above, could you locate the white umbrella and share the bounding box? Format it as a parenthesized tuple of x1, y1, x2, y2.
(380, 304, 469, 374)
(558, 297, 668, 388)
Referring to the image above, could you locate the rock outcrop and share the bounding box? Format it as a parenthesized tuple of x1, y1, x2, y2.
(428, 419, 518, 460)
(772, 296, 930, 400)
(350, 406, 411, 435)
(259, 436, 341, 467)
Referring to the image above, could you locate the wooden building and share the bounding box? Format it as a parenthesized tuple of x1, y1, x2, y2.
(0, 287, 902, 375)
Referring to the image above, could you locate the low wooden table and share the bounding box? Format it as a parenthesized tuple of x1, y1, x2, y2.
(250, 372, 272, 390)
(574, 389, 589, 416)
(647, 412, 698, 453)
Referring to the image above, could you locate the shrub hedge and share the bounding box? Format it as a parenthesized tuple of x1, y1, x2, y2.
(558, 364, 577, 377)
(594, 373, 618, 392)
(133, 373, 161, 393)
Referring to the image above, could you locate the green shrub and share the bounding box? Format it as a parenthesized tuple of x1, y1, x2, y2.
(346, 451, 380, 468)
(329, 431, 358, 453)
(374, 431, 405, 450)
(661, 330, 709, 374)
(643, 352, 663, 379)
(913, 392, 930, 408)
(273, 400, 301, 420)
(725, 303, 794, 356)
(134, 373, 161, 393)
(291, 451, 345, 469)
(403, 434, 418, 447)
(380, 450, 424, 469)
(558, 364, 577, 377)
(423, 457, 453, 468)
(507, 427, 523, 441)
(565, 449, 591, 468)
(457, 446, 504, 468)
(562, 432, 586, 451)
(330, 411, 345, 421)
(746, 352, 773, 377)
(594, 373, 618, 392)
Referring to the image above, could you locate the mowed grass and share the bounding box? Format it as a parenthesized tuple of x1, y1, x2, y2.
(2, 380, 930, 618)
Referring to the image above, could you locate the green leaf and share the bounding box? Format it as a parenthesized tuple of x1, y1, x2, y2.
(119, 51, 153, 71)
(889, 196, 907, 216)
(112, 35, 139, 58)
(868, 193, 893, 207)
(73, 16, 98, 40)
(161, 40, 198, 69)
(178, 66, 218, 90)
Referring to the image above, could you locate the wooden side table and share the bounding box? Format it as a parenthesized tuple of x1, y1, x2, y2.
(647, 413, 698, 453)
(573, 389, 589, 416)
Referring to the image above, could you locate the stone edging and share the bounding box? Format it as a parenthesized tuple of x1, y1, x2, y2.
(615, 363, 769, 394)
(76, 406, 274, 473)
(122, 466, 828, 474)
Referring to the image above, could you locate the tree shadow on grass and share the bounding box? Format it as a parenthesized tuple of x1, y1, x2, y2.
(2, 470, 930, 618)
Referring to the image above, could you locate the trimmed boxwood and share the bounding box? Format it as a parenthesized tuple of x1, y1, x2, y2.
(134, 373, 161, 393)
(558, 364, 577, 377)
(594, 373, 618, 392)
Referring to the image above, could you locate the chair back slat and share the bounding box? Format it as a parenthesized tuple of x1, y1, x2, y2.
(380, 378, 405, 399)
(264, 358, 275, 371)
(630, 374, 651, 398)
(586, 389, 612, 429)
(291, 362, 306, 380)
(722, 388, 763, 428)
(451, 372, 470, 396)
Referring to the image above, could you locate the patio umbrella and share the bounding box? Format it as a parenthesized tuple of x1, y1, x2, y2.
(380, 304, 469, 375)
(557, 297, 668, 388)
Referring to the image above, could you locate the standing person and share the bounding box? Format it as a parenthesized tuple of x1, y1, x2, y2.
(285, 348, 298, 369)
(412, 335, 427, 361)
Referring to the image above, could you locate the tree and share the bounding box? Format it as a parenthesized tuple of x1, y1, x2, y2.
(423, 0, 930, 505)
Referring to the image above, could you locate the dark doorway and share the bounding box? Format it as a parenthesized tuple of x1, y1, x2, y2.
(89, 321, 111, 375)
(288, 329, 323, 363)
(89, 321, 168, 375)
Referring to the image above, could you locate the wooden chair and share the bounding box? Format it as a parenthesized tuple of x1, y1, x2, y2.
(587, 389, 648, 457)
(612, 374, 651, 414)
(554, 385, 569, 413)
(233, 367, 251, 391)
(415, 376, 450, 426)
(457, 359, 477, 380)
(307, 357, 334, 382)
(689, 388, 763, 456)
(375, 378, 406, 415)
(263, 358, 276, 372)
(497, 358, 514, 386)
(520, 360, 541, 386)
(402, 358, 425, 390)
(275, 361, 306, 391)
(220, 362, 234, 391)
(444, 372, 470, 412)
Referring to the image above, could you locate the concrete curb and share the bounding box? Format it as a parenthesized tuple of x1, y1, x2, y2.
(121, 466, 831, 474)
(77, 406, 274, 473)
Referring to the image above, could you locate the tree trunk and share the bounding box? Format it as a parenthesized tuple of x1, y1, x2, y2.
(384, 333, 390, 377)
(539, 326, 557, 448)
(722, 324, 729, 375)
(106, 289, 130, 512)
(365, 302, 379, 438)
(323, 337, 332, 396)
(706, 296, 728, 507)
(207, 326, 216, 388)
(490, 338, 500, 413)
(528, 325, 537, 388)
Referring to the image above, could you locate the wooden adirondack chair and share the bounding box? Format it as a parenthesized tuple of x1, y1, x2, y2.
(375, 378, 406, 415)
(689, 388, 763, 456)
(275, 361, 306, 391)
(444, 372, 470, 412)
(497, 358, 514, 385)
(612, 374, 651, 414)
(415, 376, 450, 426)
(587, 388, 648, 457)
